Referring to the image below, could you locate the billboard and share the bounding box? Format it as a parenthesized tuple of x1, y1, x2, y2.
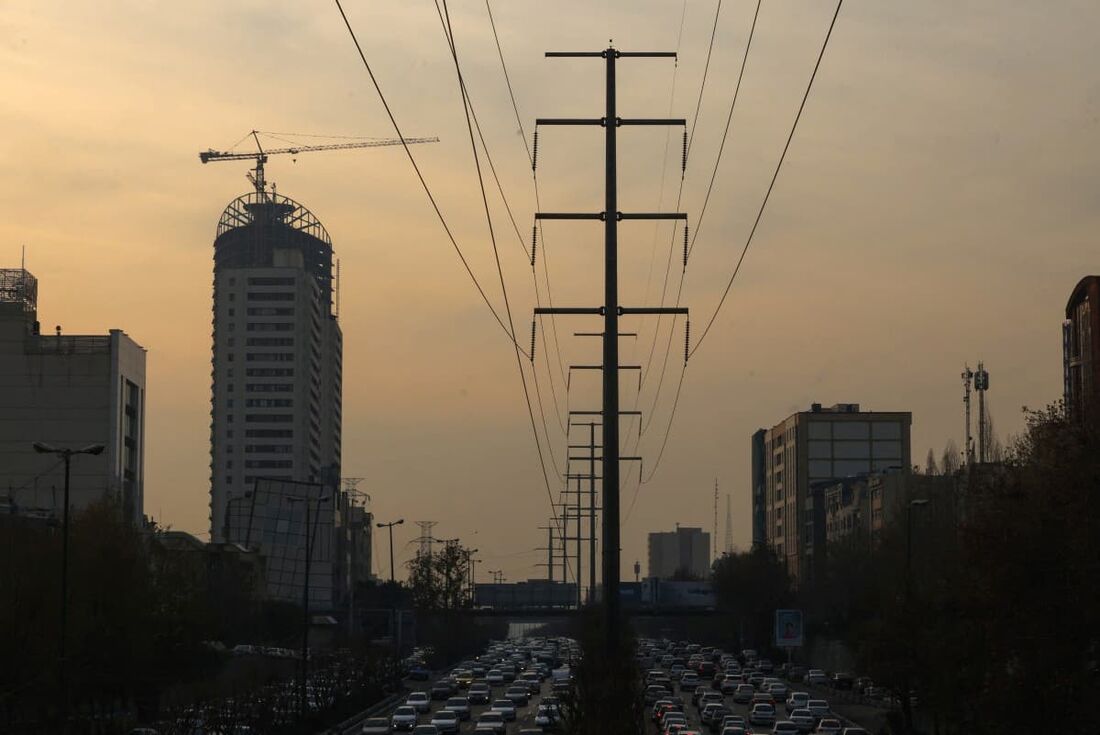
(775, 609, 804, 647)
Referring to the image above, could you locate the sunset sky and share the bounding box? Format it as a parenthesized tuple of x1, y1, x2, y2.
(2, 1, 1097, 580)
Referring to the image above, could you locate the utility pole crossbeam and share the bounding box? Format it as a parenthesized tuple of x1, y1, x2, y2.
(538, 46, 684, 656)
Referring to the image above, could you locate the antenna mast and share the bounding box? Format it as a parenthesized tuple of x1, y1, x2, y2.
(962, 364, 974, 466)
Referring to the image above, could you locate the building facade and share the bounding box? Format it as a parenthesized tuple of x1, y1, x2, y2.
(1064, 275, 1100, 420)
(209, 191, 343, 543)
(647, 526, 711, 580)
(0, 268, 146, 525)
(751, 429, 767, 548)
(755, 403, 911, 585)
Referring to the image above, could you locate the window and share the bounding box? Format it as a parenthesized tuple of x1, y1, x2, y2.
(245, 398, 293, 408)
(872, 421, 902, 439)
(834, 422, 869, 440)
(228, 293, 235, 301)
(245, 414, 293, 423)
(246, 383, 293, 392)
(809, 441, 831, 459)
(245, 429, 294, 438)
(229, 277, 236, 286)
(226, 460, 233, 469)
(227, 337, 235, 347)
(247, 307, 294, 316)
(809, 460, 831, 478)
(247, 322, 293, 332)
(226, 430, 233, 438)
(226, 475, 232, 484)
(226, 399, 234, 408)
(246, 445, 293, 454)
(245, 459, 293, 469)
(808, 422, 831, 440)
(835, 459, 871, 476)
(248, 277, 295, 286)
(247, 292, 295, 301)
(246, 352, 294, 362)
(228, 308, 235, 316)
(834, 442, 870, 459)
(246, 337, 294, 347)
(246, 368, 294, 377)
(872, 440, 902, 459)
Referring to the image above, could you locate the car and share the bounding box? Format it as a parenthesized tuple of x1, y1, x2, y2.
(748, 673, 766, 689)
(806, 670, 828, 686)
(655, 703, 682, 724)
(750, 704, 777, 727)
(662, 713, 688, 731)
(665, 725, 687, 735)
(720, 676, 741, 694)
(491, 700, 518, 722)
(487, 669, 505, 686)
(535, 704, 560, 729)
(705, 706, 732, 731)
(787, 667, 807, 683)
(475, 712, 507, 735)
(789, 708, 816, 733)
(392, 706, 418, 731)
(806, 700, 830, 721)
(772, 722, 800, 735)
(443, 697, 471, 721)
(829, 673, 854, 691)
(752, 693, 776, 707)
(699, 691, 724, 709)
(732, 684, 755, 704)
(680, 672, 701, 690)
(840, 729, 870, 735)
(699, 704, 724, 725)
(362, 717, 392, 735)
(720, 728, 746, 735)
(653, 700, 675, 720)
(519, 672, 542, 693)
(431, 684, 453, 701)
(430, 711, 460, 735)
(408, 663, 431, 681)
(815, 719, 843, 735)
(646, 684, 672, 705)
(469, 683, 492, 705)
(720, 715, 747, 730)
(406, 692, 431, 714)
(786, 692, 810, 714)
(505, 686, 530, 706)
(767, 682, 789, 700)
(454, 670, 474, 688)
(758, 659, 774, 674)
(412, 726, 439, 735)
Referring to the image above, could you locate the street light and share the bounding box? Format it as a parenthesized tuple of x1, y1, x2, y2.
(375, 518, 405, 584)
(33, 441, 104, 726)
(286, 492, 331, 719)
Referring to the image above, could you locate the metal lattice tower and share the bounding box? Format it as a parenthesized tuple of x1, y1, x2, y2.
(415, 520, 438, 557)
(723, 494, 733, 555)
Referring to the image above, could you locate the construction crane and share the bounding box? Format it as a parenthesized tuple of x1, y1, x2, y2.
(199, 130, 439, 194)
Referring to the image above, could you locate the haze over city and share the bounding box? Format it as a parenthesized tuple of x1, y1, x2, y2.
(2, 0, 1096, 578)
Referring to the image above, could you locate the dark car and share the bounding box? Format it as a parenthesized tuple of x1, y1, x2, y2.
(431, 684, 453, 700)
(830, 673, 854, 691)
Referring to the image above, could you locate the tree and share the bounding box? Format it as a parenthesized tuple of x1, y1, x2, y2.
(711, 546, 792, 650)
(940, 438, 961, 474)
(406, 544, 472, 612)
(923, 448, 939, 475)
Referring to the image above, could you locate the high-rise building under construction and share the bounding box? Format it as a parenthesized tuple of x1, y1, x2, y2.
(208, 191, 342, 542)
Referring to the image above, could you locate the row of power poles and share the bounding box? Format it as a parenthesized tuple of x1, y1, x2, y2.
(531, 46, 689, 653)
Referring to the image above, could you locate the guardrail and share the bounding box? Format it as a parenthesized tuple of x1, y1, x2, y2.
(322, 690, 406, 735)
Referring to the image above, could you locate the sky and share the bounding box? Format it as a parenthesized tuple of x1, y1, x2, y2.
(2, 1, 1098, 582)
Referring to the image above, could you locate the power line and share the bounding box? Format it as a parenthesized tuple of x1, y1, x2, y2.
(691, 0, 845, 358)
(434, 0, 570, 577)
(686, 0, 762, 261)
(332, 0, 529, 359)
(686, 0, 724, 158)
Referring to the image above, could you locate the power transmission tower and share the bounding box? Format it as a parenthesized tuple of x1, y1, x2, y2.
(536, 521, 559, 584)
(975, 362, 990, 463)
(415, 520, 437, 558)
(534, 45, 686, 653)
(724, 494, 734, 555)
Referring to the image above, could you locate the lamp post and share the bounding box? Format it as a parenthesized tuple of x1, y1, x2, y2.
(375, 518, 405, 584)
(286, 492, 330, 719)
(464, 549, 479, 606)
(33, 441, 105, 728)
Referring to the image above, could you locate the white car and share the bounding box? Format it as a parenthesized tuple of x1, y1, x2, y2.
(807, 700, 830, 720)
(362, 717, 391, 735)
(806, 670, 828, 686)
(786, 692, 810, 714)
(392, 706, 418, 731)
(406, 692, 431, 714)
(750, 704, 777, 727)
(733, 684, 755, 704)
(491, 700, 517, 722)
(475, 712, 507, 735)
(789, 708, 816, 733)
(767, 682, 789, 699)
(815, 719, 843, 735)
(487, 669, 505, 685)
(430, 711, 460, 735)
(773, 721, 800, 735)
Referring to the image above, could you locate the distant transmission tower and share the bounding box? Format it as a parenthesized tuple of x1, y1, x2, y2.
(961, 365, 974, 465)
(723, 494, 733, 555)
(975, 362, 990, 463)
(415, 520, 438, 557)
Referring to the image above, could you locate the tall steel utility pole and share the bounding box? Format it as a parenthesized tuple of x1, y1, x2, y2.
(975, 362, 990, 463)
(536, 46, 686, 654)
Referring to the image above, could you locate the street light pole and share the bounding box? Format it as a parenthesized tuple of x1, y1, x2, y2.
(376, 518, 405, 584)
(33, 441, 104, 730)
(288, 492, 330, 720)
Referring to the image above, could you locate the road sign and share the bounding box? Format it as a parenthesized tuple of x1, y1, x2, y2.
(775, 609, 803, 647)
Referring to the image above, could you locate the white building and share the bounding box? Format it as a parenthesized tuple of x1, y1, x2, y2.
(647, 526, 711, 580)
(209, 191, 343, 545)
(0, 268, 146, 525)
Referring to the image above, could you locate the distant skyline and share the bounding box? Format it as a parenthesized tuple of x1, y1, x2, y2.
(2, 1, 1097, 580)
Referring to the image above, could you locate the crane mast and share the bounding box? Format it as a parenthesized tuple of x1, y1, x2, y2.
(199, 130, 439, 193)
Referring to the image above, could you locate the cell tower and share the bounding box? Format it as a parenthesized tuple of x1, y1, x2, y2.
(962, 365, 975, 465)
(975, 362, 990, 463)
(712, 479, 719, 561)
(415, 520, 438, 558)
(723, 494, 734, 555)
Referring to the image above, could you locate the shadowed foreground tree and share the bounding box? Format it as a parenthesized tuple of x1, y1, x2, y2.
(559, 608, 644, 735)
(711, 545, 793, 650)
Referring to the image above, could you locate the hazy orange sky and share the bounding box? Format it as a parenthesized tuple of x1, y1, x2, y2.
(2, 1, 1097, 581)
